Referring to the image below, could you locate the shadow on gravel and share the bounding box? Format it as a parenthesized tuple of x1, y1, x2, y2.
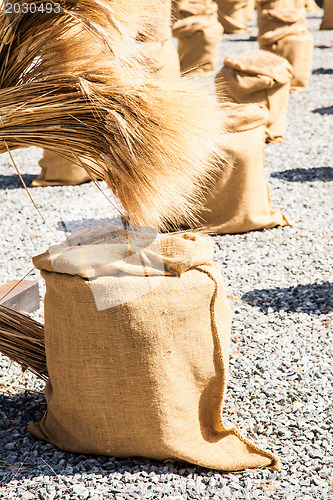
(312, 68, 333, 75)
(271, 166, 333, 182)
(315, 44, 333, 49)
(242, 282, 333, 315)
(312, 105, 333, 115)
(0, 174, 35, 189)
(226, 36, 257, 42)
(0, 390, 210, 487)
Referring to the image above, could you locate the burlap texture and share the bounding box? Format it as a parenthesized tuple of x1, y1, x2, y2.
(215, 0, 248, 33)
(175, 0, 219, 19)
(320, 0, 333, 29)
(257, 7, 307, 37)
(194, 103, 290, 234)
(136, 1, 180, 80)
(305, 0, 321, 11)
(138, 0, 172, 42)
(259, 21, 314, 91)
(28, 227, 280, 471)
(172, 0, 223, 75)
(215, 50, 292, 143)
(247, 0, 256, 20)
(256, 0, 306, 13)
(32, 150, 93, 187)
(142, 39, 180, 80)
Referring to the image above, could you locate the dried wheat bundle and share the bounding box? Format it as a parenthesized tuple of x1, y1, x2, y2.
(0, 71, 225, 229)
(0, 305, 47, 380)
(0, 0, 226, 228)
(0, 0, 155, 88)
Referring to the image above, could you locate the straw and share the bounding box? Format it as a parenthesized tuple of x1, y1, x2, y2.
(0, 305, 47, 380)
(0, 0, 227, 229)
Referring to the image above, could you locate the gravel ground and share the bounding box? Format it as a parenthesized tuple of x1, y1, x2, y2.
(0, 11, 332, 500)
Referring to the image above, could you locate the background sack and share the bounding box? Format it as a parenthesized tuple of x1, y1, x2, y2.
(32, 150, 93, 187)
(215, 50, 293, 143)
(215, 0, 248, 33)
(320, 0, 333, 29)
(259, 23, 314, 91)
(172, 0, 223, 75)
(137, 0, 180, 79)
(257, 7, 307, 37)
(256, 0, 306, 14)
(28, 227, 279, 472)
(195, 103, 290, 234)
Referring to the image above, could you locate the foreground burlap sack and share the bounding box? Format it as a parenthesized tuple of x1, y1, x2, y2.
(215, 50, 293, 143)
(320, 0, 333, 29)
(137, 0, 180, 79)
(258, 10, 314, 91)
(172, 0, 223, 75)
(215, 0, 248, 33)
(193, 103, 290, 234)
(32, 150, 93, 187)
(28, 227, 280, 471)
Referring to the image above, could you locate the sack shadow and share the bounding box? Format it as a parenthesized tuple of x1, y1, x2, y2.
(55, 217, 126, 234)
(315, 44, 333, 49)
(0, 391, 211, 488)
(312, 68, 333, 75)
(271, 166, 333, 182)
(0, 174, 35, 190)
(242, 282, 333, 315)
(312, 106, 333, 115)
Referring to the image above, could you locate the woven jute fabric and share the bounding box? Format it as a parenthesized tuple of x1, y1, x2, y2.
(320, 0, 333, 29)
(174, 0, 219, 19)
(259, 18, 314, 91)
(138, 0, 173, 42)
(305, 0, 321, 11)
(172, 0, 223, 75)
(247, 0, 256, 20)
(28, 227, 280, 471)
(258, 9, 313, 91)
(215, 50, 292, 143)
(193, 103, 290, 234)
(215, 0, 248, 33)
(256, 0, 306, 13)
(142, 39, 180, 80)
(137, 0, 180, 80)
(32, 150, 93, 187)
(257, 7, 307, 37)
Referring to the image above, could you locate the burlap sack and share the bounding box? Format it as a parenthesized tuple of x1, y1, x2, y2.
(247, 0, 256, 20)
(305, 0, 321, 12)
(139, 0, 173, 42)
(320, 0, 333, 29)
(215, 0, 249, 33)
(28, 227, 280, 471)
(172, 0, 223, 75)
(257, 7, 307, 37)
(141, 39, 181, 80)
(137, 0, 180, 80)
(256, 0, 306, 13)
(193, 103, 290, 234)
(175, 0, 219, 19)
(259, 16, 314, 91)
(215, 50, 293, 143)
(32, 150, 92, 187)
